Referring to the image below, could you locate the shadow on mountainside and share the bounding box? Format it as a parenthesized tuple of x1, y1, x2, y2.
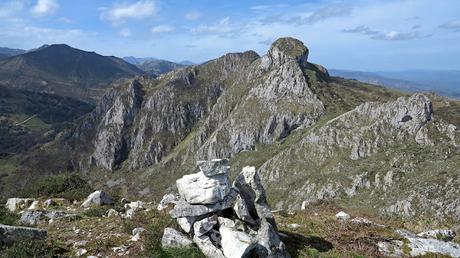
(280, 230, 333, 257)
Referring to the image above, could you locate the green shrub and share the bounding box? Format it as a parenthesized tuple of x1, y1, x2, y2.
(0, 206, 20, 225)
(21, 174, 92, 200)
(0, 240, 58, 258)
(82, 206, 111, 217)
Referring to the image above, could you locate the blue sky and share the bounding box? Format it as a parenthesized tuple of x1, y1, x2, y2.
(1, 0, 460, 71)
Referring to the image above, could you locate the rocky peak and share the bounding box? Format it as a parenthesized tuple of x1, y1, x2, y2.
(267, 37, 309, 67)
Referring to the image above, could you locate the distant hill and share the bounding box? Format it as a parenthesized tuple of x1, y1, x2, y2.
(179, 60, 195, 65)
(123, 56, 158, 65)
(330, 69, 460, 99)
(0, 44, 143, 103)
(138, 59, 186, 77)
(0, 47, 26, 57)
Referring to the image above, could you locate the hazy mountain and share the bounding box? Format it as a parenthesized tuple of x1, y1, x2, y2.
(330, 69, 460, 99)
(122, 56, 158, 65)
(179, 60, 195, 65)
(0, 47, 26, 57)
(2, 38, 458, 233)
(0, 44, 143, 103)
(138, 59, 186, 77)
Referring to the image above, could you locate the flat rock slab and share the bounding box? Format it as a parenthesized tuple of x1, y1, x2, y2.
(170, 188, 238, 218)
(176, 171, 230, 205)
(0, 224, 47, 244)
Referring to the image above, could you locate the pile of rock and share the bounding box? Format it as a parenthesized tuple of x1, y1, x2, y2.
(161, 159, 290, 258)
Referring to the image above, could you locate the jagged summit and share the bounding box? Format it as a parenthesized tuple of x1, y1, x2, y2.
(268, 37, 309, 66)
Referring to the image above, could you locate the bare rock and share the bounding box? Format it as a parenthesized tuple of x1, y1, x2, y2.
(161, 227, 193, 248)
(0, 224, 47, 244)
(81, 191, 113, 208)
(176, 171, 230, 205)
(197, 159, 230, 176)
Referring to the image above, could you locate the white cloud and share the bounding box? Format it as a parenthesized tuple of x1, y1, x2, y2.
(191, 17, 239, 35)
(439, 20, 460, 32)
(152, 25, 175, 33)
(0, 0, 24, 18)
(184, 10, 202, 21)
(31, 0, 59, 17)
(100, 0, 156, 25)
(120, 28, 132, 37)
(373, 30, 430, 40)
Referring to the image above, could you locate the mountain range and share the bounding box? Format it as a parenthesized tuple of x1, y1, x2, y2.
(330, 69, 460, 99)
(0, 38, 458, 236)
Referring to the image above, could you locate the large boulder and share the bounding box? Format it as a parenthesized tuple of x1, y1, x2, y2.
(170, 188, 238, 218)
(176, 171, 230, 205)
(254, 219, 290, 257)
(161, 227, 193, 248)
(80, 191, 113, 208)
(233, 166, 276, 229)
(5, 198, 35, 213)
(219, 217, 256, 258)
(0, 224, 47, 244)
(193, 235, 225, 258)
(20, 210, 46, 226)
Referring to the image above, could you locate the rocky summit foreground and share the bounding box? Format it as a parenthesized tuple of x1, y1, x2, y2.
(161, 159, 290, 258)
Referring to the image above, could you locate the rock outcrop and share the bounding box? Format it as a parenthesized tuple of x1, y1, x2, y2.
(162, 159, 290, 258)
(0, 224, 47, 244)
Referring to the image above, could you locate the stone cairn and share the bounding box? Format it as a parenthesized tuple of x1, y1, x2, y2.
(161, 159, 290, 258)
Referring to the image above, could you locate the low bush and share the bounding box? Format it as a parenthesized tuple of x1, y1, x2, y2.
(21, 174, 92, 200)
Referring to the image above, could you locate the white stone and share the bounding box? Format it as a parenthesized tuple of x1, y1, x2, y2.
(194, 216, 218, 237)
(220, 223, 256, 258)
(27, 201, 40, 210)
(75, 248, 87, 257)
(161, 228, 193, 248)
(193, 235, 225, 258)
(80, 191, 113, 208)
(177, 217, 195, 233)
(5, 198, 35, 213)
(176, 172, 230, 205)
(335, 211, 351, 220)
(397, 229, 460, 257)
(417, 229, 456, 241)
(107, 209, 119, 217)
(157, 193, 178, 211)
(288, 224, 300, 229)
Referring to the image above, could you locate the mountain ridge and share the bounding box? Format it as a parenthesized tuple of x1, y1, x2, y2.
(0, 37, 458, 231)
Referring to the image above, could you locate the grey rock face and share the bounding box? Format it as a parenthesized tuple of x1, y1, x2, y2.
(91, 80, 144, 170)
(20, 210, 45, 225)
(0, 224, 47, 244)
(81, 190, 114, 208)
(161, 227, 193, 248)
(233, 166, 276, 229)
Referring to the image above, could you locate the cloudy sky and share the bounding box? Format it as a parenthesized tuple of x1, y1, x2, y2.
(1, 0, 459, 70)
